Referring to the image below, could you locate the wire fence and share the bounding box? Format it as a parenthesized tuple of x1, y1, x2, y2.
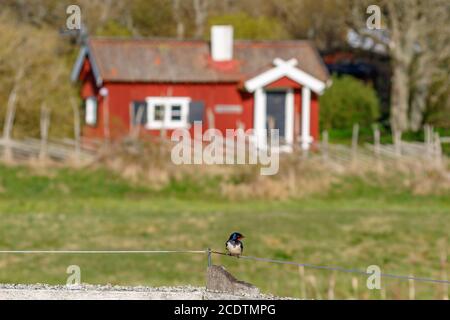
(0, 250, 205, 255)
(1, 249, 448, 286)
(209, 250, 449, 285)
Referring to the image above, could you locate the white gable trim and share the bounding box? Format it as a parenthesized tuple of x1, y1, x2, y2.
(253, 87, 266, 149)
(244, 58, 326, 95)
(285, 88, 294, 146)
(301, 86, 312, 150)
(70, 45, 103, 87)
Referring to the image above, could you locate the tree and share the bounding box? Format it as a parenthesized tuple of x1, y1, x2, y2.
(347, 0, 450, 132)
(172, 0, 185, 39)
(193, 0, 208, 39)
(409, 1, 450, 131)
(128, 0, 176, 37)
(266, 0, 349, 51)
(0, 11, 77, 138)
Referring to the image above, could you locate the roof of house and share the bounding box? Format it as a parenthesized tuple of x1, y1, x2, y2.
(72, 37, 330, 86)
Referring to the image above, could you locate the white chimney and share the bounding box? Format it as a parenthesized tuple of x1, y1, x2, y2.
(211, 25, 233, 61)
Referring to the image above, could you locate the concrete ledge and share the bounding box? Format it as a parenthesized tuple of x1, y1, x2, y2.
(0, 283, 288, 300)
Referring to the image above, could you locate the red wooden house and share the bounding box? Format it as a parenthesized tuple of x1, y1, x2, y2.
(71, 26, 330, 150)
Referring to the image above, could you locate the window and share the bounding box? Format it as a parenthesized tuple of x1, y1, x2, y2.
(188, 101, 205, 123)
(146, 97, 190, 129)
(85, 96, 97, 126)
(171, 105, 182, 121)
(154, 104, 165, 121)
(131, 101, 147, 125)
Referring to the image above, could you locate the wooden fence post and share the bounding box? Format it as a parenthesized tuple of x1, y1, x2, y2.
(39, 104, 50, 162)
(434, 132, 442, 168)
(381, 285, 386, 300)
(2, 68, 24, 162)
(393, 130, 402, 158)
(373, 125, 380, 157)
(351, 123, 359, 163)
(408, 275, 415, 300)
(327, 271, 336, 300)
(307, 275, 322, 300)
(2, 84, 19, 162)
(322, 130, 329, 162)
(424, 124, 429, 143)
(71, 98, 81, 162)
(207, 109, 215, 129)
(425, 124, 434, 159)
(267, 116, 275, 149)
(234, 120, 247, 164)
(351, 277, 359, 300)
(298, 266, 306, 300)
(441, 248, 448, 300)
(131, 107, 144, 140)
(373, 125, 382, 171)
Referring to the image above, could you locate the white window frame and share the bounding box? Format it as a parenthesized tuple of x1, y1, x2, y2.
(145, 97, 190, 129)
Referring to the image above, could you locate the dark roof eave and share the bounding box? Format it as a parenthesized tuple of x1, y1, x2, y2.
(70, 44, 103, 87)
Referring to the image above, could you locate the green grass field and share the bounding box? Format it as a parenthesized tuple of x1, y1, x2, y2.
(0, 164, 448, 299)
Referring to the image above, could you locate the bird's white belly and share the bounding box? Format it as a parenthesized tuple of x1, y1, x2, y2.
(226, 242, 242, 255)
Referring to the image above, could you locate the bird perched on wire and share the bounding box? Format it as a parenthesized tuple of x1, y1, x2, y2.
(226, 232, 245, 257)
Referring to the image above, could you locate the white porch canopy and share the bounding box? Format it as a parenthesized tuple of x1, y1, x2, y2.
(244, 58, 327, 150)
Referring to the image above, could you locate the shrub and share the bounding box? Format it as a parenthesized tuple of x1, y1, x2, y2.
(319, 75, 380, 130)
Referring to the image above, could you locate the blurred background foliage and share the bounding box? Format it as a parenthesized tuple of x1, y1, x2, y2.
(0, 0, 448, 139)
(0, 1, 448, 298)
(207, 12, 288, 40)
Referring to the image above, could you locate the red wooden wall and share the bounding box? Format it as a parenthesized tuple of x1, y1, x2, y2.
(78, 61, 320, 143)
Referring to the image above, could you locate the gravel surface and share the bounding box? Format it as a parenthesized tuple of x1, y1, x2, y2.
(0, 284, 292, 300)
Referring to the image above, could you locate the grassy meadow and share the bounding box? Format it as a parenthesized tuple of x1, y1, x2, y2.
(0, 164, 448, 299)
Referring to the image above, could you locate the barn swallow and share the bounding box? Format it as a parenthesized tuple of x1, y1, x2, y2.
(226, 232, 244, 257)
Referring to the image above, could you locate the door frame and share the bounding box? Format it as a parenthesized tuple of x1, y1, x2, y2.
(253, 87, 294, 150)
